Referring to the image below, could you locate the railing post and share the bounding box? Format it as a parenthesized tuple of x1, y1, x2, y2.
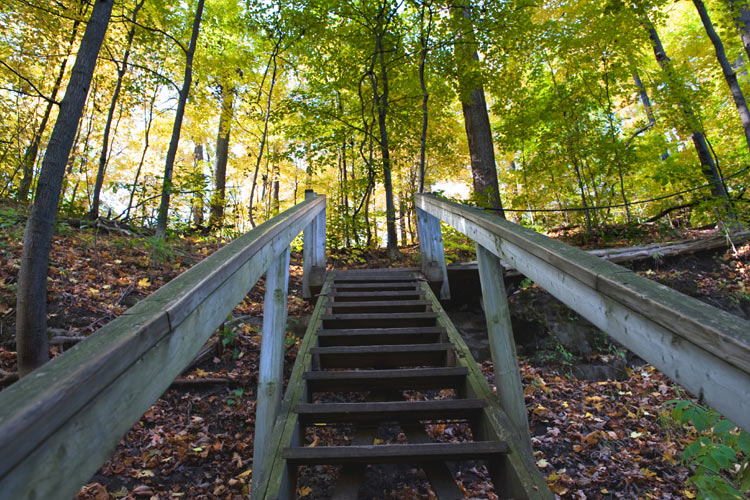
(475, 242, 531, 449)
(252, 246, 291, 496)
(416, 206, 450, 299)
(303, 190, 326, 299)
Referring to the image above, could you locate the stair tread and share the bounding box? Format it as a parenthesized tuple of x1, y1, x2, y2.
(296, 399, 486, 423)
(317, 327, 443, 336)
(322, 312, 438, 320)
(282, 441, 508, 464)
(311, 343, 452, 355)
(334, 283, 419, 290)
(304, 367, 467, 380)
(331, 300, 431, 307)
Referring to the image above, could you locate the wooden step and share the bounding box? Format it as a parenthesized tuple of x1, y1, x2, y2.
(330, 300, 431, 314)
(304, 367, 467, 393)
(333, 282, 419, 292)
(312, 343, 452, 369)
(330, 290, 423, 302)
(332, 273, 419, 282)
(322, 312, 438, 329)
(282, 441, 508, 466)
(317, 327, 444, 347)
(296, 399, 486, 425)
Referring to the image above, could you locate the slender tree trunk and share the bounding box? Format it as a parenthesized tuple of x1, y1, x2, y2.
(249, 40, 281, 228)
(124, 85, 157, 221)
(646, 22, 729, 201)
(342, 140, 350, 247)
(399, 188, 407, 246)
(15, 0, 114, 376)
(89, 0, 144, 220)
(452, 6, 504, 214)
(209, 87, 233, 229)
(370, 19, 399, 259)
(729, 0, 750, 62)
(191, 143, 205, 226)
(155, 0, 205, 239)
(17, 19, 82, 202)
(632, 69, 656, 127)
(694, 0, 750, 152)
(272, 163, 280, 215)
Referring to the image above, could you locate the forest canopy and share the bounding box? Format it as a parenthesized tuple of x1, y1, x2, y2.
(1, 0, 749, 248)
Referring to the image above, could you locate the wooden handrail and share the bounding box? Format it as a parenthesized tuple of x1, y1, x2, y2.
(0, 194, 325, 499)
(415, 193, 750, 431)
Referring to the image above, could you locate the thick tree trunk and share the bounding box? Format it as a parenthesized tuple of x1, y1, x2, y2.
(17, 19, 81, 202)
(729, 0, 750, 62)
(15, 0, 114, 376)
(453, 6, 504, 215)
(418, 4, 432, 193)
(209, 87, 233, 229)
(646, 24, 729, 201)
(155, 0, 205, 239)
(694, 0, 750, 152)
(89, 0, 144, 220)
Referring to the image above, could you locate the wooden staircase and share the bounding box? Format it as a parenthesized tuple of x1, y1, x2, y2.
(256, 269, 551, 499)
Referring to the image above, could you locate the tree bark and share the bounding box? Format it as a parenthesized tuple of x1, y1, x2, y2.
(209, 87, 233, 229)
(89, 0, 144, 220)
(369, 10, 399, 260)
(728, 0, 750, 62)
(452, 6, 504, 215)
(418, 3, 432, 193)
(17, 18, 81, 202)
(646, 23, 729, 201)
(191, 143, 205, 226)
(249, 39, 281, 228)
(155, 0, 205, 239)
(694, 0, 750, 153)
(15, 0, 114, 376)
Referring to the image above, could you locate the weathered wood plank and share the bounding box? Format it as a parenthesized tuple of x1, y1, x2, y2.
(330, 299, 431, 314)
(282, 441, 507, 465)
(303, 190, 327, 299)
(420, 282, 554, 499)
(316, 327, 443, 346)
(304, 367, 467, 393)
(312, 343, 453, 369)
(0, 196, 325, 500)
(252, 247, 291, 487)
(254, 277, 333, 499)
(296, 399, 485, 425)
(476, 243, 530, 446)
(416, 194, 750, 431)
(322, 312, 438, 329)
(330, 290, 423, 301)
(417, 207, 450, 299)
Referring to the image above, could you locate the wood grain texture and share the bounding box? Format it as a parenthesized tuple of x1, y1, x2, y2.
(0, 196, 325, 499)
(416, 194, 750, 431)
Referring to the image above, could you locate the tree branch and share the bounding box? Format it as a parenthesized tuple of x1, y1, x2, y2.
(0, 60, 59, 105)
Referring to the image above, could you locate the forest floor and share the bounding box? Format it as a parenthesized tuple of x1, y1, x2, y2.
(1, 202, 749, 499)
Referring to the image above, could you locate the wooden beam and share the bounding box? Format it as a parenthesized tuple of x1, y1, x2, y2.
(416, 194, 750, 431)
(252, 247, 291, 491)
(303, 190, 326, 299)
(416, 207, 450, 299)
(476, 243, 531, 448)
(420, 282, 554, 499)
(0, 196, 325, 500)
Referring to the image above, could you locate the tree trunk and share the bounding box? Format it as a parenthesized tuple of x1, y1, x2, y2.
(249, 39, 281, 228)
(418, 3, 432, 193)
(370, 20, 399, 260)
(646, 23, 730, 201)
(191, 143, 205, 226)
(209, 87, 233, 229)
(272, 163, 280, 215)
(694, 0, 750, 152)
(124, 85, 157, 221)
(728, 0, 750, 62)
(89, 0, 144, 220)
(155, 0, 205, 239)
(453, 6, 504, 215)
(632, 69, 656, 127)
(15, 0, 114, 376)
(17, 19, 82, 202)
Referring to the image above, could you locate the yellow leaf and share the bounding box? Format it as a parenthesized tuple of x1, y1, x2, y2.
(195, 369, 208, 377)
(138, 278, 150, 288)
(683, 490, 696, 499)
(299, 486, 312, 497)
(373, 438, 384, 445)
(237, 469, 252, 479)
(88, 287, 99, 296)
